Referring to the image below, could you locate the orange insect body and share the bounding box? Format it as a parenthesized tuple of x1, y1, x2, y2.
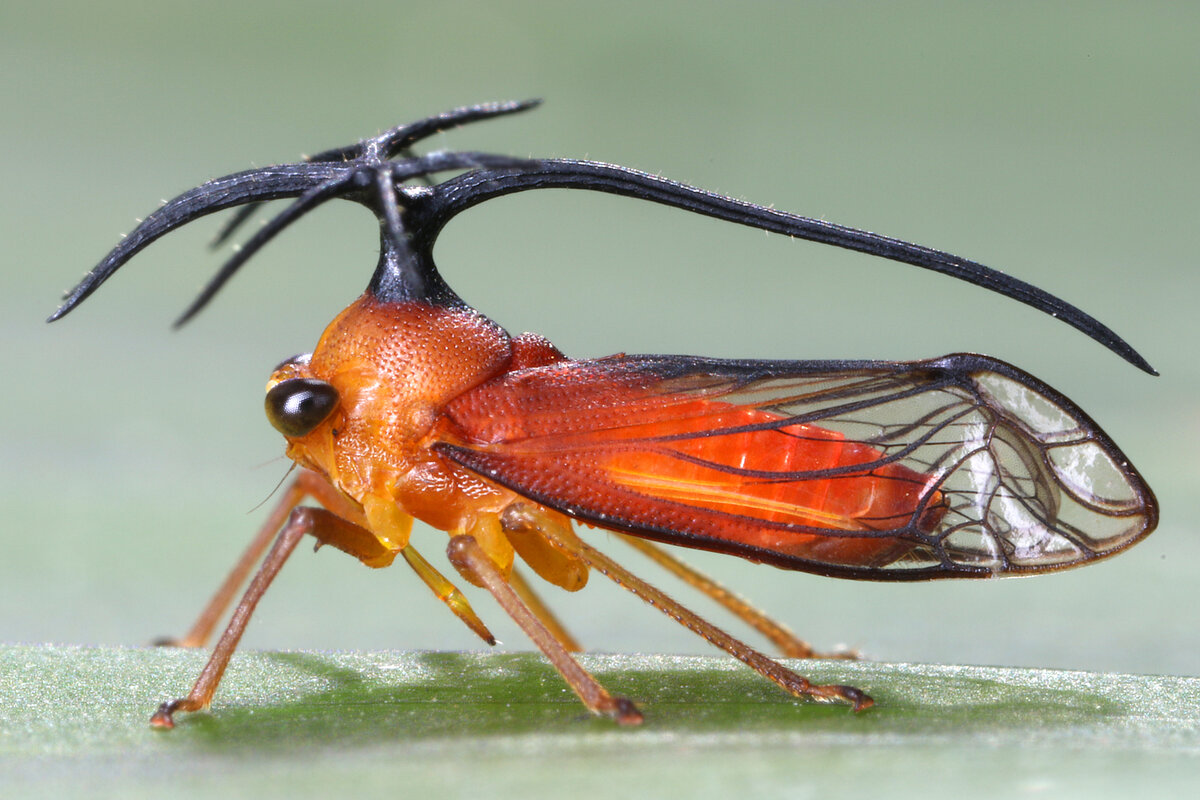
(282, 291, 943, 586)
(52, 102, 1157, 726)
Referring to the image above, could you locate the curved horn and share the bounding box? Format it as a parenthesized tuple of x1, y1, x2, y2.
(408, 160, 1156, 375)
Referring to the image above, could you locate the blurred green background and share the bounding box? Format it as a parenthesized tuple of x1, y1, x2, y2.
(3, 0, 1195, 675)
(1, 0, 1197, 785)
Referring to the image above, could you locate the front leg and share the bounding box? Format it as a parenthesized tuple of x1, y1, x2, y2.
(152, 479, 495, 728)
(160, 470, 373, 648)
(152, 506, 379, 728)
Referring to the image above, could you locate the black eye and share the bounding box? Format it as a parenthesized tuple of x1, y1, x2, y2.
(265, 378, 339, 437)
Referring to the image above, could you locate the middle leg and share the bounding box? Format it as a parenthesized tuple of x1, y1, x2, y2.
(447, 534, 642, 725)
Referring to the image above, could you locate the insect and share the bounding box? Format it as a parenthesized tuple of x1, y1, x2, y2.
(51, 100, 1157, 727)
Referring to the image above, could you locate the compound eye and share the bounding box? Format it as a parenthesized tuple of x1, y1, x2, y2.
(265, 378, 339, 437)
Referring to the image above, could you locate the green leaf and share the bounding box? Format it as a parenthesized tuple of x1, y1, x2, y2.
(2, 644, 1199, 798)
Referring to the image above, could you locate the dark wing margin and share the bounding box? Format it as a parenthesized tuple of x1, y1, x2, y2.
(437, 353, 1157, 581)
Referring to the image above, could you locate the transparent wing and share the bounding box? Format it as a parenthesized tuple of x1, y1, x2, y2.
(437, 353, 1157, 580)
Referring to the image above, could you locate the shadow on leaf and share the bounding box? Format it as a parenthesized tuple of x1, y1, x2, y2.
(162, 651, 1121, 752)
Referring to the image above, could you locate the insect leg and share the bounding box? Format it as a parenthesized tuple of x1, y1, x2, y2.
(509, 566, 583, 653)
(400, 545, 497, 645)
(162, 468, 495, 649)
(446, 535, 643, 725)
(494, 501, 586, 652)
(151, 506, 363, 728)
(158, 470, 356, 648)
(543, 531, 873, 712)
(617, 535, 856, 660)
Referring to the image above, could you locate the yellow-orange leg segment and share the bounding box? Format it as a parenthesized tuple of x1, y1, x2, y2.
(151, 506, 391, 728)
(617, 535, 856, 660)
(446, 535, 643, 725)
(551, 533, 873, 711)
(401, 546, 497, 645)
